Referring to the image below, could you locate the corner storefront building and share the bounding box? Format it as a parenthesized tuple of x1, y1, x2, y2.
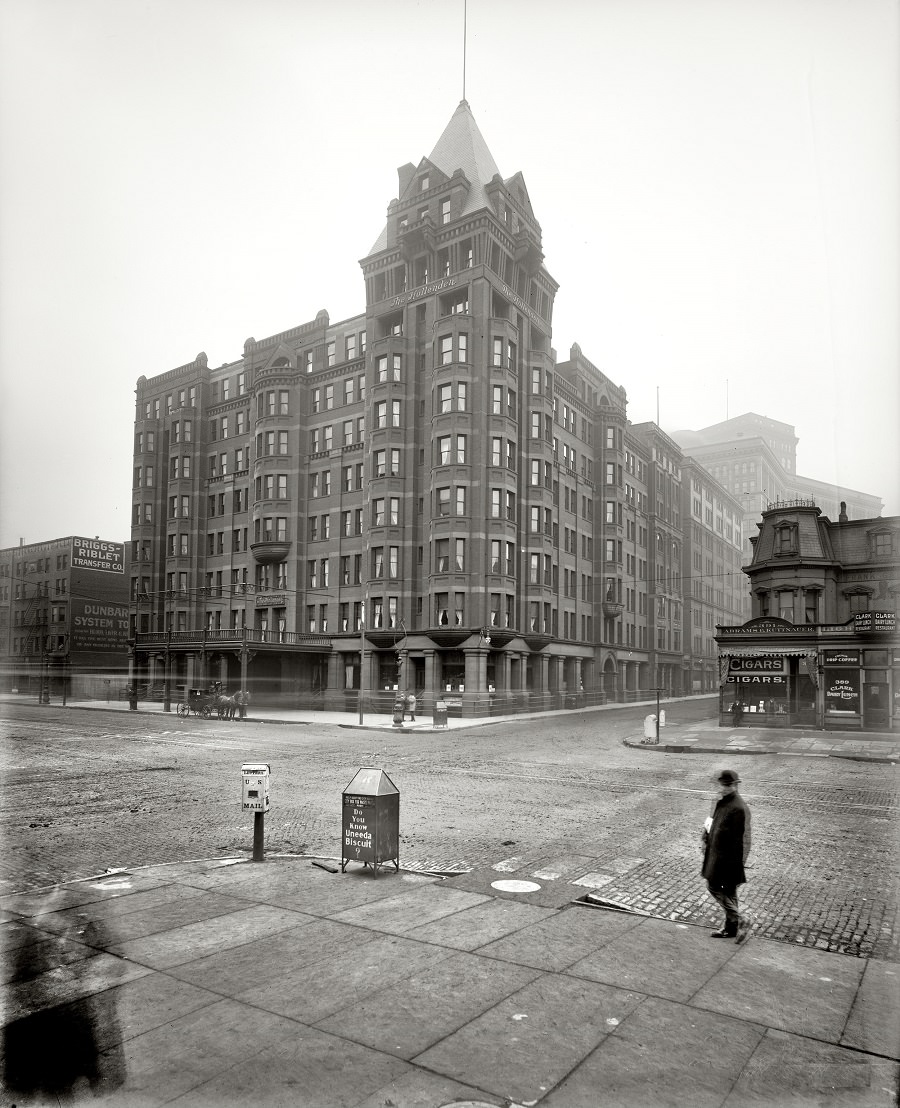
(716, 500, 898, 733)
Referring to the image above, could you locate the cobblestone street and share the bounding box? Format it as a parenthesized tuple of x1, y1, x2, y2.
(2, 700, 897, 959)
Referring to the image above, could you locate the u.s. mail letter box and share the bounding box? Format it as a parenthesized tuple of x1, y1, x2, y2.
(242, 763, 270, 811)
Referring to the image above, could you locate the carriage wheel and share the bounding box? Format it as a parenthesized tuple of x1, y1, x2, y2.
(201, 705, 212, 719)
(177, 702, 189, 717)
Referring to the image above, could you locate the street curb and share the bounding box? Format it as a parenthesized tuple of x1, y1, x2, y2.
(622, 738, 898, 764)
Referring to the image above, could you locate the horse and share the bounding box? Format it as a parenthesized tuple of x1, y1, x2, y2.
(215, 694, 236, 720)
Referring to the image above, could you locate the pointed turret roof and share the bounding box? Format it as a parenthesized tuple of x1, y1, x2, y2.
(366, 101, 504, 257)
(427, 99, 501, 216)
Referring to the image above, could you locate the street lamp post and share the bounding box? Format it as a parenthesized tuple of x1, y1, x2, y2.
(163, 589, 173, 712)
(358, 614, 366, 726)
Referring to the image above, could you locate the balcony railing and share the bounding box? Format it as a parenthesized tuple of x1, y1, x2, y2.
(134, 628, 331, 649)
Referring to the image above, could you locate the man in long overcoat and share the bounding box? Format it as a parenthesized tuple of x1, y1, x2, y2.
(701, 768, 752, 943)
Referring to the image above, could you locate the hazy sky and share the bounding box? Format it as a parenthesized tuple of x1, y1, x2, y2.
(1, 0, 897, 550)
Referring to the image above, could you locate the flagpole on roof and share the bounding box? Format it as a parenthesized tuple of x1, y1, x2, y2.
(462, 0, 467, 101)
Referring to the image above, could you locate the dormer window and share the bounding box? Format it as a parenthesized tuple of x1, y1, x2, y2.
(420, 174, 429, 191)
(774, 522, 797, 555)
(441, 198, 451, 225)
(868, 528, 895, 559)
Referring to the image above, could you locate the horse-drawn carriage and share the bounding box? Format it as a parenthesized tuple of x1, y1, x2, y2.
(177, 688, 216, 718)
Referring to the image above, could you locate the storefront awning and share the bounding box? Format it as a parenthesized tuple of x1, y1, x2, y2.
(719, 647, 814, 658)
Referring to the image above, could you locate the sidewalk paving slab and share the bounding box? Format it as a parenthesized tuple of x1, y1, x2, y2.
(841, 958, 900, 1058)
(237, 931, 458, 1025)
(565, 915, 740, 1003)
(723, 1028, 899, 1108)
(329, 883, 491, 935)
(108, 904, 313, 970)
(412, 971, 647, 1105)
(403, 896, 556, 951)
(689, 938, 866, 1043)
(314, 950, 542, 1060)
(167, 917, 377, 999)
(478, 902, 643, 973)
(542, 995, 767, 1108)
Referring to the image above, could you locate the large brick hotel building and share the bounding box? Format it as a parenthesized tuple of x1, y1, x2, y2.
(129, 101, 745, 714)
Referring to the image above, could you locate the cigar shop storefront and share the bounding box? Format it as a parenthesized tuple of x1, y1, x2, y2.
(716, 614, 898, 733)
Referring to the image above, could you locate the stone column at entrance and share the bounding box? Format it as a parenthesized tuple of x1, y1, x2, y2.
(326, 651, 343, 709)
(463, 647, 490, 718)
(551, 655, 565, 707)
(496, 651, 511, 713)
(148, 653, 162, 687)
(537, 653, 550, 708)
(423, 649, 436, 710)
(511, 652, 527, 711)
(185, 653, 199, 692)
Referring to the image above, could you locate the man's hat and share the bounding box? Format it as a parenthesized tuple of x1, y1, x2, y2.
(716, 769, 740, 786)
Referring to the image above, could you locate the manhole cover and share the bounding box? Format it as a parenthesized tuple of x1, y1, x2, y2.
(491, 879, 542, 893)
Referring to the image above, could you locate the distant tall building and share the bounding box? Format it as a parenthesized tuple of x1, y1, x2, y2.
(678, 458, 745, 691)
(0, 536, 129, 699)
(128, 101, 743, 712)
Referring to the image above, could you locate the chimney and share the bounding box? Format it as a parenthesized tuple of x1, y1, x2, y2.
(839, 501, 848, 522)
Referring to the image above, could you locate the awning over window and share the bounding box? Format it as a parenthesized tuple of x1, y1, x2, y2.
(717, 646, 819, 688)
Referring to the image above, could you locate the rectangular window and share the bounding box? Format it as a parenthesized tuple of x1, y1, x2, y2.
(490, 540, 502, 573)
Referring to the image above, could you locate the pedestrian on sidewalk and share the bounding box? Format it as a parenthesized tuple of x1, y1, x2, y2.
(240, 689, 250, 719)
(701, 768, 751, 943)
(406, 691, 416, 722)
